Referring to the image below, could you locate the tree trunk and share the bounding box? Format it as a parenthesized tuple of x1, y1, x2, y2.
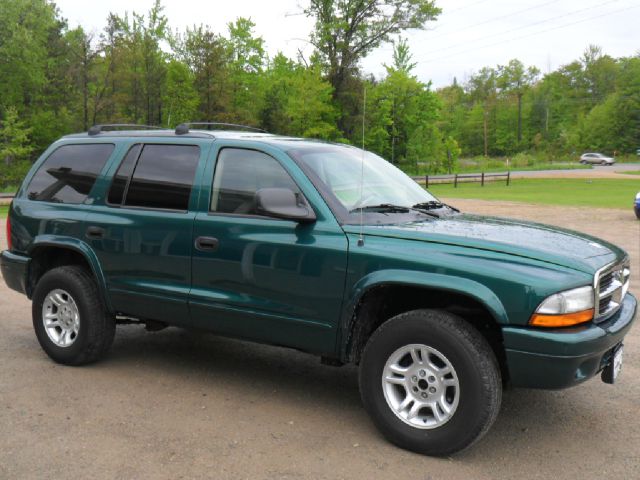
(517, 93, 522, 143)
(483, 108, 488, 157)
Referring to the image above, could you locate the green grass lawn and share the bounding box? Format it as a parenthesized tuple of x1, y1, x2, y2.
(427, 178, 640, 209)
(619, 170, 640, 176)
(0, 205, 8, 218)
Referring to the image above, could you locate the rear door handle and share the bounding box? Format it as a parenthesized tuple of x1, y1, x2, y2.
(86, 226, 106, 239)
(195, 236, 219, 252)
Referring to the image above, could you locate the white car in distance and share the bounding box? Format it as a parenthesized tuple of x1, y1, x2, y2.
(579, 152, 615, 165)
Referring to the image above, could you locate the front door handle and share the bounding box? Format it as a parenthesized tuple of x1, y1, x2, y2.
(86, 226, 106, 239)
(195, 236, 219, 252)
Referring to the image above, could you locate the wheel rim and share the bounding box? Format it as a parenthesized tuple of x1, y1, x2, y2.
(42, 289, 80, 348)
(382, 344, 460, 429)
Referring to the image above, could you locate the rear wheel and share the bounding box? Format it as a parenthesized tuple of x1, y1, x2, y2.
(32, 265, 115, 365)
(359, 309, 501, 456)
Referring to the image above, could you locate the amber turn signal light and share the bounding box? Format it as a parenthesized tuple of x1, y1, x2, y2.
(529, 309, 594, 328)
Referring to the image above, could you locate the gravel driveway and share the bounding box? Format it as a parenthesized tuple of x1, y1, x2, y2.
(1, 201, 638, 480)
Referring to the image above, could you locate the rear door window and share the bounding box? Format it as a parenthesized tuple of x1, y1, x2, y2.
(107, 144, 200, 211)
(26, 144, 115, 203)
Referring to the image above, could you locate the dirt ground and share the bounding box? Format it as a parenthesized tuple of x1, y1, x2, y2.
(1, 201, 639, 480)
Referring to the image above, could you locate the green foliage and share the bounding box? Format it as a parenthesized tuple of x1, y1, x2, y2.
(0, 0, 637, 182)
(1, 107, 33, 165)
(384, 36, 417, 74)
(261, 54, 339, 139)
(363, 67, 443, 170)
(0, 0, 59, 110)
(163, 61, 198, 127)
(0, 160, 31, 189)
(304, 0, 440, 132)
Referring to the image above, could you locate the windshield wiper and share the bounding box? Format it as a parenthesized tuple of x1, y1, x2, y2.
(412, 201, 460, 213)
(349, 203, 411, 214)
(349, 203, 439, 218)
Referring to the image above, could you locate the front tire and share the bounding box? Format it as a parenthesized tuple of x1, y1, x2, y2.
(32, 265, 115, 365)
(359, 309, 501, 456)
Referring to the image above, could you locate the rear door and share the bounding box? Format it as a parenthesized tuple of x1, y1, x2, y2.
(86, 140, 210, 325)
(189, 142, 349, 354)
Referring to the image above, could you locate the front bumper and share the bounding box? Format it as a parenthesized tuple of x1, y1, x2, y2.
(503, 293, 637, 389)
(0, 250, 30, 295)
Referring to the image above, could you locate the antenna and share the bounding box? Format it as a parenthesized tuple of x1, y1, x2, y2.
(358, 86, 366, 248)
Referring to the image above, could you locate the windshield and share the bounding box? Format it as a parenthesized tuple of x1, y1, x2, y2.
(289, 145, 438, 218)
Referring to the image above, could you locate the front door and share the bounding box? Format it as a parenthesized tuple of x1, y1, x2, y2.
(190, 144, 348, 354)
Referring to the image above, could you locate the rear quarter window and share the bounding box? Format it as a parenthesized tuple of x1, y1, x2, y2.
(25, 143, 115, 204)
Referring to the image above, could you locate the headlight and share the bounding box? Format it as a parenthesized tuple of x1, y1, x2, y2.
(529, 286, 594, 327)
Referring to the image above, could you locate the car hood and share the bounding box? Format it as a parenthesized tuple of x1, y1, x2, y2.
(346, 214, 625, 274)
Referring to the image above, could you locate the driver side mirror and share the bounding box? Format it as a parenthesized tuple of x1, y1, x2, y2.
(255, 188, 316, 223)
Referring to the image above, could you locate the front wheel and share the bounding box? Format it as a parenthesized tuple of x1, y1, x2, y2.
(359, 309, 502, 456)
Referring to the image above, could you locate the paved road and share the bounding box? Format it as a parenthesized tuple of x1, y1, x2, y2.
(1, 202, 639, 480)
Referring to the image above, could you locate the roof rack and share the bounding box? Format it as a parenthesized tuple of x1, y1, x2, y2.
(88, 124, 163, 136)
(175, 122, 266, 135)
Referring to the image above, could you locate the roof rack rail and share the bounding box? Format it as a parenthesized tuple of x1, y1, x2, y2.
(175, 122, 266, 135)
(88, 124, 163, 136)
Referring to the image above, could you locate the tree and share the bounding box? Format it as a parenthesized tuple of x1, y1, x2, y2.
(103, 1, 168, 124)
(0, 107, 33, 166)
(304, 0, 440, 130)
(261, 54, 339, 139)
(497, 59, 539, 145)
(466, 67, 498, 156)
(364, 63, 442, 168)
(0, 0, 60, 110)
(384, 36, 417, 74)
(163, 60, 198, 126)
(224, 17, 266, 125)
(65, 27, 98, 130)
(179, 25, 230, 121)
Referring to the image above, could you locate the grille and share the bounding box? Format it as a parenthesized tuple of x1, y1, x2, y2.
(594, 259, 630, 322)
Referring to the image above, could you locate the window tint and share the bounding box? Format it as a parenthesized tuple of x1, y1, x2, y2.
(211, 148, 300, 215)
(107, 144, 141, 205)
(124, 144, 200, 211)
(26, 144, 114, 203)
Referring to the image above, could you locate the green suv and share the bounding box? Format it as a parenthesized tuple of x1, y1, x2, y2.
(1, 124, 635, 456)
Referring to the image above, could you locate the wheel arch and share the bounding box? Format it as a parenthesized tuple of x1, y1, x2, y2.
(26, 236, 112, 312)
(340, 270, 509, 377)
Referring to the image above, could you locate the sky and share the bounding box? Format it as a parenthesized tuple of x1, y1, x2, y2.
(54, 0, 640, 88)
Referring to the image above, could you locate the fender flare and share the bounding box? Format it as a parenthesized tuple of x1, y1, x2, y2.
(339, 269, 509, 360)
(27, 235, 113, 313)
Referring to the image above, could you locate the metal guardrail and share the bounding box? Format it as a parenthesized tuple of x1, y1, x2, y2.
(0, 193, 16, 199)
(413, 172, 511, 188)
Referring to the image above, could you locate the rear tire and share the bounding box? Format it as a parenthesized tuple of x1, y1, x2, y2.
(359, 309, 501, 456)
(32, 265, 115, 365)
